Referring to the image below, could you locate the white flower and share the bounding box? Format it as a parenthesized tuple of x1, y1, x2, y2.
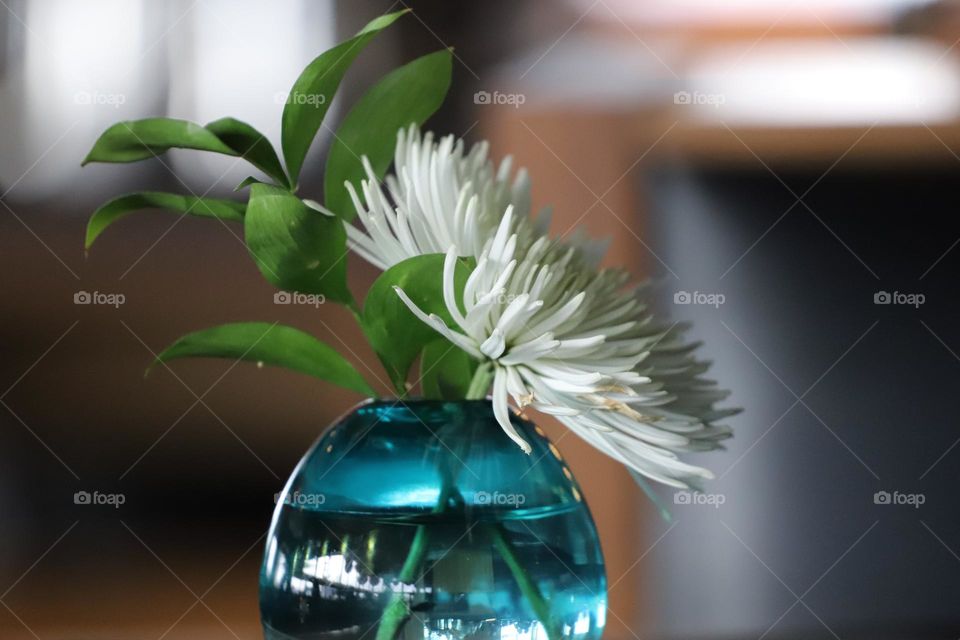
(393, 208, 734, 489)
(344, 125, 540, 269)
(346, 126, 735, 490)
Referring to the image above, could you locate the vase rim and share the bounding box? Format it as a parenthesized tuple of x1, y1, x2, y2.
(362, 396, 494, 406)
(345, 396, 535, 427)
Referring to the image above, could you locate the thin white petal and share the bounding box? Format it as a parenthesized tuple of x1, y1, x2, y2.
(493, 368, 532, 454)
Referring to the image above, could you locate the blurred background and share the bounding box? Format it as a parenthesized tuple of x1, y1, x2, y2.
(3, 0, 960, 638)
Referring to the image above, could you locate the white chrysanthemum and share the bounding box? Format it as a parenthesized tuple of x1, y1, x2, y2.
(393, 208, 733, 489)
(345, 125, 540, 268)
(345, 126, 735, 489)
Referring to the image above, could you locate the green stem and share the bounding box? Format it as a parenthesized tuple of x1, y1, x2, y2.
(375, 451, 461, 640)
(489, 524, 562, 640)
(465, 362, 493, 400)
(374, 515, 437, 640)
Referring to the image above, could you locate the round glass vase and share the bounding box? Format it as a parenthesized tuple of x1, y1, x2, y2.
(260, 399, 606, 640)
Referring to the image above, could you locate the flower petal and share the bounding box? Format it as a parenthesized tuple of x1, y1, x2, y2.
(493, 367, 532, 454)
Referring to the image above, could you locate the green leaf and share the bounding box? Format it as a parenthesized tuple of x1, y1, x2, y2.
(235, 176, 269, 191)
(281, 10, 408, 187)
(205, 118, 289, 188)
(85, 192, 245, 250)
(83, 117, 290, 187)
(362, 254, 472, 392)
(324, 49, 452, 220)
(244, 183, 351, 304)
(152, 322, 376, 397)
(82, 118, 236, 164)
(420, 339, 478, 399)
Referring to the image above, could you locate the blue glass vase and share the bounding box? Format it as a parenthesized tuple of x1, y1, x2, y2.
(260, 399, 606, 640)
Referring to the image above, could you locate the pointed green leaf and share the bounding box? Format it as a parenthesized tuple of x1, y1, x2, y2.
(420, 339, 478, 399)
(235, 176, 269, 191)
(362, 254, 472, 391)
(206, 117, 289, 188)
(281, 10, 408, 186)
(85, 192, 245, 250)
(82, 118, 236, 164)
(244, 183, 351, 303)
(152, 322, 376, 396)
(83, 117, 289, 187)
(325, 49, 452, 220)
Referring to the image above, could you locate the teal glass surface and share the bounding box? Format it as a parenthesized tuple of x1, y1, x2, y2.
(259, 399, 606, 640)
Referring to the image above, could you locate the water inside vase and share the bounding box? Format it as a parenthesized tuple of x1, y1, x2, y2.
(260, 502, 605, 640)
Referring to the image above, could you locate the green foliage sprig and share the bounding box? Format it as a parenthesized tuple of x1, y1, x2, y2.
(83, 10, 466, 399)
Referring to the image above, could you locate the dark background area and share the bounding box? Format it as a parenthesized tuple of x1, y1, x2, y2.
(647, 164, 960, 638)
